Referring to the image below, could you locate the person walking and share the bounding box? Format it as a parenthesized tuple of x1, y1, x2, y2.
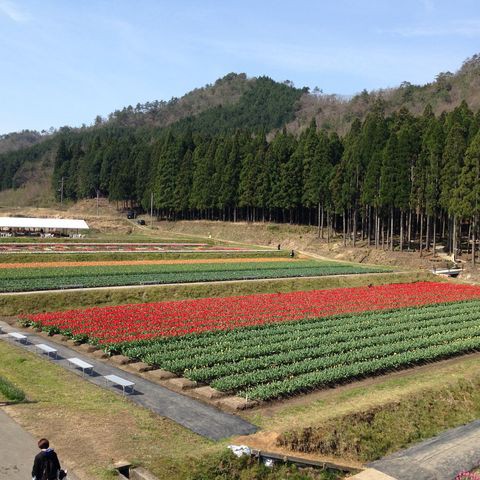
(32, 438, 66, 480)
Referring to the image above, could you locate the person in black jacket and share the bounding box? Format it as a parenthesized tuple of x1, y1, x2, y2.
(32, 438, 62, 480)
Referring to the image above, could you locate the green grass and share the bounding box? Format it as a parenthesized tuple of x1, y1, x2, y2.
(0, 272, 432, 315)
(188, 450, 343, 479)
(0, 260, 389, 292)
(0, 374, 26, 402)
(277, 375, 480, 463)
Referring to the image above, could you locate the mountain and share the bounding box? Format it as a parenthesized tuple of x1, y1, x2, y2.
(0, 74, 305, 198)
(1, 54, 480, 207)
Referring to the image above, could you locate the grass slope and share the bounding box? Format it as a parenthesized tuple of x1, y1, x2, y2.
(0, 342, 340, 479)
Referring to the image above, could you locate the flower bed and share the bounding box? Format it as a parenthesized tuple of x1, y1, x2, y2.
(0, 242, 250, 253)
(25, 282, 480, 400)
(26, 282, 480, 344)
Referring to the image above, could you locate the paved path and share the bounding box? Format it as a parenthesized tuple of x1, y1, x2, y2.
(0, 409, 79, 480)
(368, 420, 480, 480)
(0, 323, 257, 440)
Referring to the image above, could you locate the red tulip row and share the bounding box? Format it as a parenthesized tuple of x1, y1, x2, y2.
(26, 282, 480, 345)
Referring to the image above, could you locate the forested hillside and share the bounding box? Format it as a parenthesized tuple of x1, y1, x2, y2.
(0, 75, 304, 192)
(49, 101, 480, 263)
(2, 56, 480, 261)
(0, 130, 45, 154)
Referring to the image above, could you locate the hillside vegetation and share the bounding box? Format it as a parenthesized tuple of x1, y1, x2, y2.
(2, 55, 480, 265)
(291, 53, 480, 135)
(0, 130, 45, 154)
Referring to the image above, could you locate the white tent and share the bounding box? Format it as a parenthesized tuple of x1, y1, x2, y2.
(0, 217, 89, 230)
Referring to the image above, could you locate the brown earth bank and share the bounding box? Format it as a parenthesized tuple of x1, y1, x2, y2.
(151, 219, 451, 270)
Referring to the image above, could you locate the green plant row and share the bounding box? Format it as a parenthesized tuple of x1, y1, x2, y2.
(118, 298, 464, 356)
(187, 315, 480, 383)
(120, 301, 474, 367)
(1, 260, 376, 280)
(242, 337, 480, 401)
(0, 263, 387, 292)
(213, 326, 480, 392)
(118, 300, 480, 400)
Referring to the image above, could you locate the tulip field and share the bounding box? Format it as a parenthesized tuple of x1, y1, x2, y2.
(0, 258, 387, 292)
(25, 281, 480, 401)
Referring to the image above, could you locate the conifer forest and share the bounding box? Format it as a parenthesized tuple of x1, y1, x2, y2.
(2, 75, 480, 263)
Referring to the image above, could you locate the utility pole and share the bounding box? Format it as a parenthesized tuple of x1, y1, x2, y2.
(96, 189, 100, 216)
(60, 176, 64, 205)
(150, 192, 154, 228)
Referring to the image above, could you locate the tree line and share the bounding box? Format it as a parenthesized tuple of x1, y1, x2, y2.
(47, 101, 480, 263)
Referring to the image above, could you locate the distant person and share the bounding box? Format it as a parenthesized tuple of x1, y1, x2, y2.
(32, 438, 66, 480)
(290, 249, 295, 258)
(277, 244, 281, 250)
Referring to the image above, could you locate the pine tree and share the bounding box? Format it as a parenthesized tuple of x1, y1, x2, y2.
(455, 130, 480, 264)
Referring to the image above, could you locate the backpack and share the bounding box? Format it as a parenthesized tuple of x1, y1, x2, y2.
(40, 452, 57, 480)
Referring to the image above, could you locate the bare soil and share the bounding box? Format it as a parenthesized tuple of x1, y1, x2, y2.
(152, 219, 453, 271)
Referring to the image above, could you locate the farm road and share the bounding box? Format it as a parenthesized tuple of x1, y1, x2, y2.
(0, 323, 257, 441)
(0, 409, 79, 480)
(368, 420, 480, 479)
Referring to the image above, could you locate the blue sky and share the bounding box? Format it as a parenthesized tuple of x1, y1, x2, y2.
(1, 0, 479, 134)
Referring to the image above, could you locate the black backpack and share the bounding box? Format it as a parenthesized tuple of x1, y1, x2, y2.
(40, 452, 57, 480)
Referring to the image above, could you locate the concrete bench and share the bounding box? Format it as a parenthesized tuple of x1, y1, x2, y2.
(7, 332, 28, 344)
(35, 343, 58, 359)
(104, 374, 135, 395)
(67, 357, 94, 376)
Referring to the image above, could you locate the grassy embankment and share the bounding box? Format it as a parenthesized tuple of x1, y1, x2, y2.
(0, 342, 340, 480)
(0, 374, 25, 403)
(275, 357, 480, 463)
(0, 271, 434, 315)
